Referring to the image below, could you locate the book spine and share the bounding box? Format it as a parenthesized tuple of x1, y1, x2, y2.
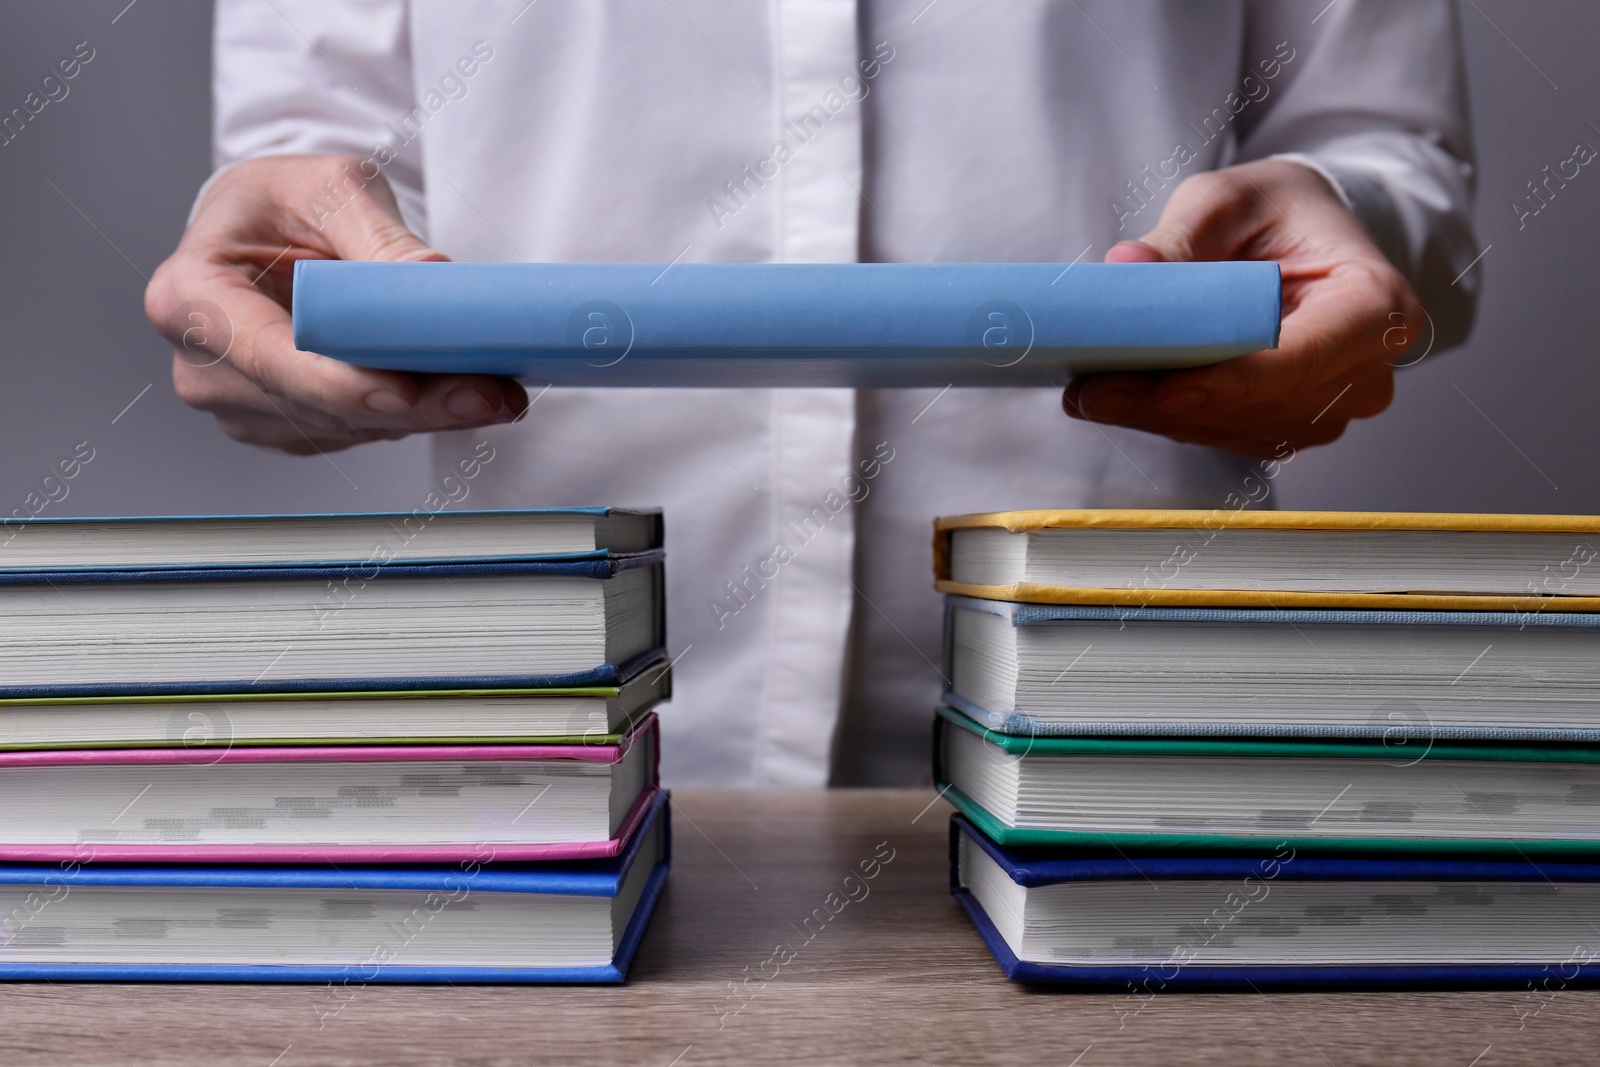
(293, 261, 1281, 356)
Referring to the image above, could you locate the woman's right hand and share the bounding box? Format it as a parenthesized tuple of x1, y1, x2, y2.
(145, 154, 527, 454)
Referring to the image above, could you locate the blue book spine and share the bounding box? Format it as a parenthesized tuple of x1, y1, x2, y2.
(292, 261, 1281, 387)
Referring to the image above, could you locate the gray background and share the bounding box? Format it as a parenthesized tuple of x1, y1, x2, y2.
(0, 0, 1595, 518)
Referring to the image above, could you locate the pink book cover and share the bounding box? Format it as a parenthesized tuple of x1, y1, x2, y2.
(0, 714, 659, 863)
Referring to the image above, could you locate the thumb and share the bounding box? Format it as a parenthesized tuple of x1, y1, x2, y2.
(348, 217, 449, 264)
(1104, 239, 1170, 264)
(1105, 170, 1258, 265)
(299, 158, 449, 264)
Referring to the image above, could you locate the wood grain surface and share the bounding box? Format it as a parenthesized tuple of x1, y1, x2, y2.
(2, 789, 1595, 1066)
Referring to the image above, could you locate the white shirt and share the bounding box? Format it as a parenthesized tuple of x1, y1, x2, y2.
(212, 0, 1478, 787)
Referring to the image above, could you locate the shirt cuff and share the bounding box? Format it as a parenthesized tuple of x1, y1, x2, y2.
(1268, 152, 1355, 213)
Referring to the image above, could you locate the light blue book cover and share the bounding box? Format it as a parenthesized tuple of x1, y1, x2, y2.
(292, 261, 1281, 387)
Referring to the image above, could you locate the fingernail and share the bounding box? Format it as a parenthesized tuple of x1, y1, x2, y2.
(364, 390, 411, 414)
(1082, 389, 1136, 421)
(445, 387, 495, 420)
(1158, 390, 1208, 414)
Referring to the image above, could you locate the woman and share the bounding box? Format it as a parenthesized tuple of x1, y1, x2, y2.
(146, 0, 1478, 786)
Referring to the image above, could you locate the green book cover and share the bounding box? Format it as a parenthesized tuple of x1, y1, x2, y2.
(933, 707, 1600, 857)
(935, 704, 1600, 764)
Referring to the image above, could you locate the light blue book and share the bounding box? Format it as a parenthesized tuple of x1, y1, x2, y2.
(292, 261, 1281, 387)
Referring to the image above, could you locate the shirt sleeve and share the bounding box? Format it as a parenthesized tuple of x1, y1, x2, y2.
(1237, 0, 1479, 350)
(210, 0, 426, 233)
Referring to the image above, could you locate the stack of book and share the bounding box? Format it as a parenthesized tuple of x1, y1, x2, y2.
(933, 509, 1600, 990)
(0, 507, 671, 983)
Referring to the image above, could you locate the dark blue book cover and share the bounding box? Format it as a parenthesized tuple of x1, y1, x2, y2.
(951, 813, 1600, 990)
(0, 554, 665, 697)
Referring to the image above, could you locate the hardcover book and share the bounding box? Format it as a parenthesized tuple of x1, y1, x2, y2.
(934, 508, 1600, 611)
(0, 507, 661, 572)
(0, 668, 669, 750)
(934, 706, 1600, 856)
(292, 261, 1281, 387)
(951, 813, 1600, 989)
(0, 715, 660, 862)
(0, 791, 670, 983)
(0, 555, 665, 697)
(942, 596, 1600, 741)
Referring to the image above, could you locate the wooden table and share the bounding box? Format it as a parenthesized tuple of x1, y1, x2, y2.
(3, 789, 1597, 1065)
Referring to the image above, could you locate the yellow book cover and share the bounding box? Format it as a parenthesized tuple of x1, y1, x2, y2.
(933, 509, 1600, 611)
